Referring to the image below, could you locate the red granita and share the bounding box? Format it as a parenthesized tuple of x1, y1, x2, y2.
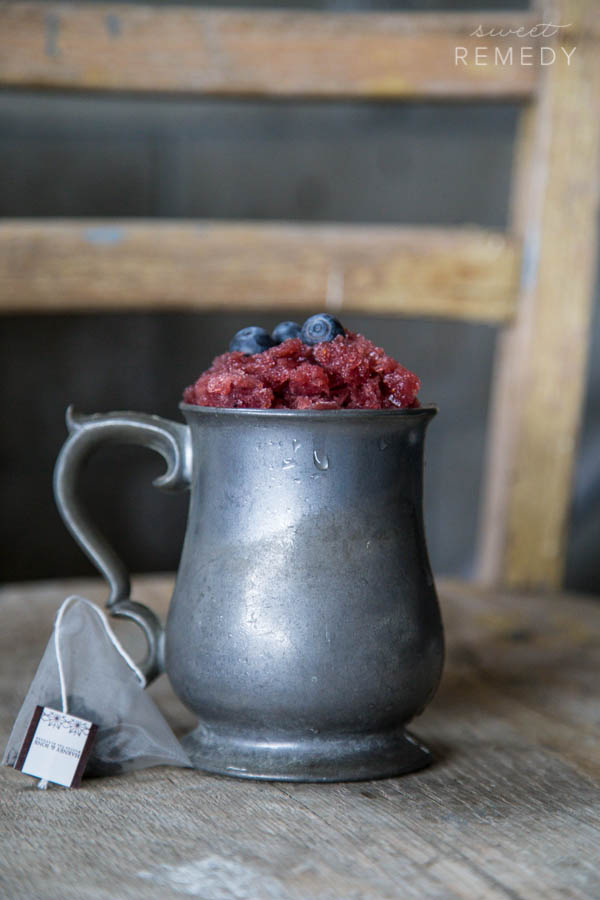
(183, 332, 421, 410)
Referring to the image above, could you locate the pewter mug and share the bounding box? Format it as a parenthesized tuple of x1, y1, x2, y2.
(54, 404, 444, 781)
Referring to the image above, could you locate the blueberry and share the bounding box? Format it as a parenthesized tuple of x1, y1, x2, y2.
(272, 321, 302, 343)
(229, 326, 276, 355)
(300, 314, 345, 345)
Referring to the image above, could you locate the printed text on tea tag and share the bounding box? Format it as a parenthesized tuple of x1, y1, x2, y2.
(15, 706, 97, 788)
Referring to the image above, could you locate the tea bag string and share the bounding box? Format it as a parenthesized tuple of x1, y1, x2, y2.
(54, 595, 146, 715)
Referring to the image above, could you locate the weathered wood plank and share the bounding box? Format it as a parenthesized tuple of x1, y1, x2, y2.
(0, 4, 540, 99)
(1, 576, 599, 899)
(0, 220, 520, 323)
(477, 3, 600, 589)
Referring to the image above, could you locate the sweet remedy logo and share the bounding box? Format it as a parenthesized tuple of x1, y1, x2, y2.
(455, 23, 576, 67)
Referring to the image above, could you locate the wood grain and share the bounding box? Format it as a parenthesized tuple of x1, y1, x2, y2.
(0, 220, 520, 323)
(0, 4, 540, 99)
(477, 2, 600, 589)
(1, 575, 599, 899)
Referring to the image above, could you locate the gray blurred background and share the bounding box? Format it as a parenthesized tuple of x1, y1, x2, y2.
(1, 0, 599, 593)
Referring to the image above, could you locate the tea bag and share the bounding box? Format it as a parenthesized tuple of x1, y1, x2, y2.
(3, 596, 191, 782)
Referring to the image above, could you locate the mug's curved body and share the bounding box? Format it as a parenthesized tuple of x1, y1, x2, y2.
(167, 406, 443, 780)
(54, 404, 443, 781)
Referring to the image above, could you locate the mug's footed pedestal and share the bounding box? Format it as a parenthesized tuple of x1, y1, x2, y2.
(181, 723, 432, 782)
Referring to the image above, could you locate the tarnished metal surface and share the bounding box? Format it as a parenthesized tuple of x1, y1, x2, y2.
(54, 404, 444, 781)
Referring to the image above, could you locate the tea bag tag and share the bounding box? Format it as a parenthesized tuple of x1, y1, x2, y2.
(15, 705, 98, 788)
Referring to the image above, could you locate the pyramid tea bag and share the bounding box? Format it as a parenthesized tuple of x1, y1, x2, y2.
(3, 596, 191, 781)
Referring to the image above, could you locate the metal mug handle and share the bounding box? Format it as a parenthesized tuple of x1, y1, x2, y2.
(53, 406, 192, 683)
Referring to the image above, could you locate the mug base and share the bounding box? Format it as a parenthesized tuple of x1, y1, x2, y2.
(181, 723, 432, 782)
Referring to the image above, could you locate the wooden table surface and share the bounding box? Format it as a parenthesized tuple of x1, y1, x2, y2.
(1, 576, 599, 900)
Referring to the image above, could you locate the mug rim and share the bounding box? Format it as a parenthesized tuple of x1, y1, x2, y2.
(180, 402, 438, 418)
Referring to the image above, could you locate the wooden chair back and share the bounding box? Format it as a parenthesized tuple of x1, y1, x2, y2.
(1, 1, 598, 589)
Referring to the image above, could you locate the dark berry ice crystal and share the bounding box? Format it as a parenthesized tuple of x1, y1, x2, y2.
(183, 314, 421, 410)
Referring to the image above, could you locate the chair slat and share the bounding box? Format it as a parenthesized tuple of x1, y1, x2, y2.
(0, 220, 519, 322)
(0, 4, 538, 100)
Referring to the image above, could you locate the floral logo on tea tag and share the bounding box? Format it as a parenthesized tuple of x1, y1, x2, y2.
(14, 706, 97, 788)
(40, 709, 92, 737)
